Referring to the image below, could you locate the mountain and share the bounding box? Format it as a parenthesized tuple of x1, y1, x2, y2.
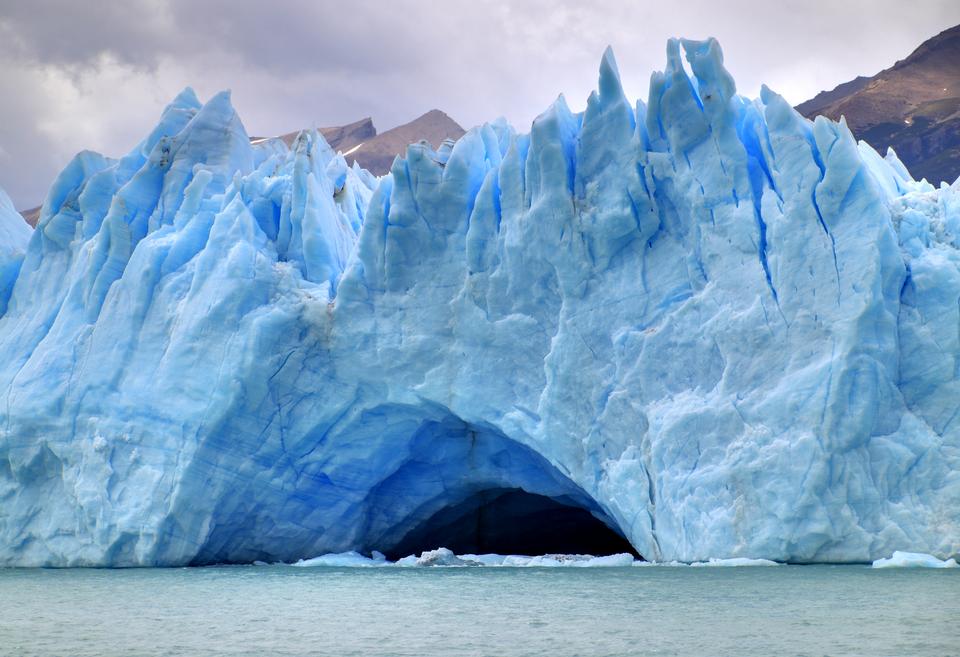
(797, 24, 960, 185)
(0, 39, 958, 567)
(345, 109, 465, 175)
(254, 110, 465, 176)
(251, 116, 376, 151)
(19, 206, 40, 227)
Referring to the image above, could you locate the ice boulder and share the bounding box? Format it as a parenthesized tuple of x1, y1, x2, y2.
(872, 551, 959, 569)
(396, 548, 476, 567)
(292, 551, 389, 567)
(0, 39, 958, 567)
(688, 558, 780, 567)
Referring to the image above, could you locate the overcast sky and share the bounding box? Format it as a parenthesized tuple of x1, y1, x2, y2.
(1, 0, 959, 209)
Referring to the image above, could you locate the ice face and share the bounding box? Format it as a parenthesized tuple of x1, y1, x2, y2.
(0, 188, 32, 315)
(0, 38, 958, 567)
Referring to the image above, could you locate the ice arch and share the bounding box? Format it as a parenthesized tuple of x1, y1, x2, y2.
(178, 406, 637, 565)
(350, 411, 637, 559)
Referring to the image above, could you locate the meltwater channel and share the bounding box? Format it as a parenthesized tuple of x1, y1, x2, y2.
(2, 564, 957, 656)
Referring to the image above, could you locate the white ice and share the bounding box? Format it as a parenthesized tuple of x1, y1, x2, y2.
(289, 549, 638, 568)
(871, 551, 959, 569)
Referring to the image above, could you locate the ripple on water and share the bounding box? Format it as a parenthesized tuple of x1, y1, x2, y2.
(0, 565, 957, 657)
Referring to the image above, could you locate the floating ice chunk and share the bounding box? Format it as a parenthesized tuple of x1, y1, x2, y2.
(633, 561, 679, 567)
(294, 551, 639, 568)
(580, 553, 638, 567)
(632, 558, 780, 567)
(689, 557, 781, 567)
(458, 553, 510, 566)
(292, 551, 388, 567)
(501, 554, 562, 567)
(871, 552, 959, 569)
(397, 548, 478, 567)
(498, 553, 636, 567)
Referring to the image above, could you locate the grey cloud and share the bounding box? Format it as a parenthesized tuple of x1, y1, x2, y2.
(0, 0, 171, 68)
(0, 65, 64, 209)
(163, 0, 436, 76)
(2, 0, 960, 209)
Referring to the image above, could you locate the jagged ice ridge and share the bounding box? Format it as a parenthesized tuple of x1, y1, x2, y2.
(0, 38, 958, 566)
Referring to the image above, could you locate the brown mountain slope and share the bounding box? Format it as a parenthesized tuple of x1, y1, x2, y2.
(797, 24, 960, 185)
(20, 206, 40, 227)
(252, 110, 465, 176)
(252, 116, 377, 151)
(348, 110, 465, 175)
(798, 76, 871, 117)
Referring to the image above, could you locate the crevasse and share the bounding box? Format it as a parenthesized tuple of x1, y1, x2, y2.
(0, 38, 957, 566)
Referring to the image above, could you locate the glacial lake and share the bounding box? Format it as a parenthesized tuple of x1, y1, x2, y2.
(2, 564, 957, 656)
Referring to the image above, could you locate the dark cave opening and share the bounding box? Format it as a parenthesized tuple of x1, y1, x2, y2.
(382, 488, 640, 560)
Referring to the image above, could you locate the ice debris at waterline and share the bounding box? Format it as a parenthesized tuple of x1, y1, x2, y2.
(0, 37, 959, 568)
(282, 549, 773, 568)
(289, 548, 638, 568)
(871, 551, 959, 569)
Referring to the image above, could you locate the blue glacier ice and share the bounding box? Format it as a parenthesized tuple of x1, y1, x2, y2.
(0, 188, 32, 316)
(0, 39, 958, 566)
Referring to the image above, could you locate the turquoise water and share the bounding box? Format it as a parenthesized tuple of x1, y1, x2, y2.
(2, 565, 957, 656)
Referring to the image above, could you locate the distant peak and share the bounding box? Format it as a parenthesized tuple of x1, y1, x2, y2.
(343, 116, 376, 129)
(893, 22, 960, 69)
(796, 21, 960, 185)
(413, 109, 458, 122)
(382, 109, 464, 135)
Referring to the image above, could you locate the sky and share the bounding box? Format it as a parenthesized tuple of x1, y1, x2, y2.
(1, 0, 959, 209)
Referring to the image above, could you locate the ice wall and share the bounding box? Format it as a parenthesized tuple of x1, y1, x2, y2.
(0, 39, 957, 566)
(0, 188, 32, 315)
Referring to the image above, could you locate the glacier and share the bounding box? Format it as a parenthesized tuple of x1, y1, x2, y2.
(0, 188, 32, 317)
(0, 38, 958, 567)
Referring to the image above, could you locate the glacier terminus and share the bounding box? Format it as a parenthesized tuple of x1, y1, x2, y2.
(0, 38, 957, 566)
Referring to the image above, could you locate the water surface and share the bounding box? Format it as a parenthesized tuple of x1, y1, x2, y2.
(3, 564, 957, 656)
